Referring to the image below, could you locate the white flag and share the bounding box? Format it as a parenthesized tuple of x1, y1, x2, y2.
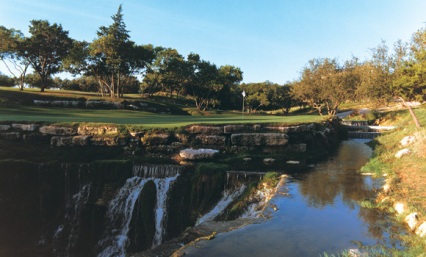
(242, 90, 246, 97)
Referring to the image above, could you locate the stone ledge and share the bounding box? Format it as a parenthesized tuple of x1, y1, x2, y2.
(40, 126, 77, 136)
(230, 133, 289, 146)
(179, 148, 219, 160)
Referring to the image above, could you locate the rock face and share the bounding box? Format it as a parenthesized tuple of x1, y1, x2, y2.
(231, 133, 289, 146)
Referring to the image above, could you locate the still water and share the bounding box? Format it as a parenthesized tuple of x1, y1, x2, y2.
(183, 139, 392, 257)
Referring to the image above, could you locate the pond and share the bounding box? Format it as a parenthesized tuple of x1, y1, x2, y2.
(0, 139, 402, 257)
(177, 139, 399, 257)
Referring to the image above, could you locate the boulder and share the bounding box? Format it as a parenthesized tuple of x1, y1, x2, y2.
(72, 135, 91, 146)
(223, 125, 259, 133)
(78, 125, 118, 135)
(394, 202, 405, 214)
(286, 143, 307, 153)
(187, 125, 222, 134)
(85, 100, 122, 109)
(400, 136, 416, 146)
(175, 133, 190, 144)
(0, 132, 21, 140)
(179, 148, 219, 160)
(415, 222, 426, 237)
(288, 124, 308, 133)
(196, 135, 226, 145)
(231, 133, 288, 146)
(405, 213, 419, 231)
(0, 125, 11, 131)
(51, 136, 74, 147)
(12, 123, 39, 131)
(264, 126, 291, 133)
(395, 148, 411, 158)
(263, 158, 275, 164)
(39, 126, 77, 136)
(141, 133, 171, 145)
(91, 136, 127, 146)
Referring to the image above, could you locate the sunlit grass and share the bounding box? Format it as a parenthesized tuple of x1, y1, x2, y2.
(0, 105, 324, 128)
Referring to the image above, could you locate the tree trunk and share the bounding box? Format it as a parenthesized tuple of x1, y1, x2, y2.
(40, 75, 45, 92)
(400, 97, 421, 128)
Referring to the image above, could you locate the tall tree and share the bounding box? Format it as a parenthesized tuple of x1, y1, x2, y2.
(0, 26, 30, 90)
(184, 53, 221, 110)
(25, 20, 73, 92)
(217, 65, 243, 109)
(88, 5, 152, 98)
(292, 58, 358, 116)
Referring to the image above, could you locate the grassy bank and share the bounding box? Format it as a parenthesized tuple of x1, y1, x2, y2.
(358, 105, 426, 256)
(0, 87, 323, 127)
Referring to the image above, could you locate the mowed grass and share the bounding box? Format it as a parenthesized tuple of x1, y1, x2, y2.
(0, 87, 324, 127)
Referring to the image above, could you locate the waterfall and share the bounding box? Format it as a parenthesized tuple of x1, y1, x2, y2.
(53, 183, 92, 256)
(152, 174, 180, 248)
(97, 165, 181, 257)
(196, 185, 247, 226)
(97, 177, 149, 257)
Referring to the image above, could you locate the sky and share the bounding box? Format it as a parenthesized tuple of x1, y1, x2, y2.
(1, 0, 426, 84)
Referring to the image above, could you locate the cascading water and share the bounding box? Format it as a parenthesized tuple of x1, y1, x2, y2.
(52, 163, 92, 256)
(196, 185, 247, 226)
(97, 176, 149, 257)
(53, 183, 92, 255)
(97, 165, 182, 257)
(152, 174, 180, 248)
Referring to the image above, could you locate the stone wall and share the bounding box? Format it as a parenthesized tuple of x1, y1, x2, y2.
(0, 121, 341, 160)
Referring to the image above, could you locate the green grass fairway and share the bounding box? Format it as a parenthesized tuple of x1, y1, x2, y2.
(0, 105, 323, 128)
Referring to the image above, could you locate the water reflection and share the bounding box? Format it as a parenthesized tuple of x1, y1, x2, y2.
(297, 139, 374, 209)
(182, 140, 397, 257)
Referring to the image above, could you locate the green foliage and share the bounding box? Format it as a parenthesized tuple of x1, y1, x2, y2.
(26, 20, 73, 92)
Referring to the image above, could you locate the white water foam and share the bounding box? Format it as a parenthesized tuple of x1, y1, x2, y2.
(97, 177, 149, 257)
(196, 185, 247, 226)
(152, 174, 180, 248)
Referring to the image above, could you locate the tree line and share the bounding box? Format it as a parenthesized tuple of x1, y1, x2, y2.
(1, 5, 426, 114)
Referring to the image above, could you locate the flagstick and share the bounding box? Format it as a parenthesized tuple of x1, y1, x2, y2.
(242, 90, 246, 119)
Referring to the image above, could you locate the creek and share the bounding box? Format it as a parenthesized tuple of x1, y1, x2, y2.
(0, 139, 401, 257)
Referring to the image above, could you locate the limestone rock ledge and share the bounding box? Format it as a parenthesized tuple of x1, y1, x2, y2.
(179, 148, 219, 160)
(231, 133, 289, 146)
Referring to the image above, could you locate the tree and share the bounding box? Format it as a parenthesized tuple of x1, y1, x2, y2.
(393, 29, 426, 102)
(25, 20, 73, 92)
(240, 82, 277, 113)
(292, 58, 358, 116)
(184, 53, 221, 110)
(271, 83, 295, 115)
(217, 65, 243, 109)
(0, 26, 30, 90)
(88, 5, 153, 98)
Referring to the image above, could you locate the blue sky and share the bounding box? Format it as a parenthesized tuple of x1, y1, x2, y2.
(1, 0, 426, 84)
